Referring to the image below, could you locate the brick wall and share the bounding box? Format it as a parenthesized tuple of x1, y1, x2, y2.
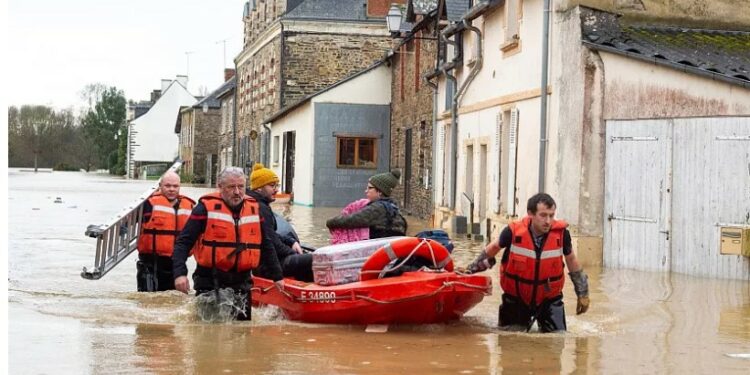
(367, 0, 406, 17)
(390, 27, 438, 220)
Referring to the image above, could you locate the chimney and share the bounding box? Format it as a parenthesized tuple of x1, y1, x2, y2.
(150, 90, 162, 103)
(224, 68, 236, 82)
(161, 79, 172, 92)
(366, 0, 405, 18)
(175, 75, 189, 88)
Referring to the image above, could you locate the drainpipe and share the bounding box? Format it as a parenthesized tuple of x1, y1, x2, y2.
(457, 19, 482, 105)
(440, 25, 459, 209)
(538, 0, 551, 192)
(441, 13, 484, 210)
(424, 72, 439, 211)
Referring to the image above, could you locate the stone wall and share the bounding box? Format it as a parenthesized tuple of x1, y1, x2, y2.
(183, 108, 221, 183)
(389, 29, 438, 220)
(236, 37, 282, 166)
(244, 0, 287, 48)
(218, 95, 235, 171)
(178, 110, 193, 175)
(282, 32, 391, 107)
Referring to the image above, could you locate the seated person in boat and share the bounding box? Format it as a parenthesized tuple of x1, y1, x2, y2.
(171, 167, 284, 320)
(136, 171, 195, 292)
(247, 163, 314, 282)
(326, 170, 407, 239)
(465, 193, 590, 332)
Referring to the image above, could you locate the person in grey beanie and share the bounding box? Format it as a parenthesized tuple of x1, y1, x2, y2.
(326, 170, 407, 239)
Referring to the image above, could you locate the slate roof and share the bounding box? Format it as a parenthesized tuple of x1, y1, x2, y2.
(214, 76, 237, 100)
(285, 0, 375, 22)
(581, 8, 750, 87)
(192, 77, 236, 110)
(406, 0, 438, 23)
(445, 0, 470, 22)
(412, 0, 438, 15)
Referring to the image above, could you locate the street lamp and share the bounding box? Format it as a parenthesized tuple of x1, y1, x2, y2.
(386, 4, 437, 40)
(386, 5, 403, 34)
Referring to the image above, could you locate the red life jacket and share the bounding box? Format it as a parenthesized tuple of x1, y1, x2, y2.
(137, 193, 196, 257)
(194, 192, 262, 273)
(500, 216, 568, 307)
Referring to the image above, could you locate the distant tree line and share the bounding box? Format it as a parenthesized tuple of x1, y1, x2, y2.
(8, 84, 128, 174)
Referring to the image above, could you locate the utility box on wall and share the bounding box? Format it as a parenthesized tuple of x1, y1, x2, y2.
(719, 227, 750, 257)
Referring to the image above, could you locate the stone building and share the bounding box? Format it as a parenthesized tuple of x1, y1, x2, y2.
(388, 0, 439, 220)
(176, 74, 234, 185)
(216, 71, 237, 173)
(234, 0, 404, 170)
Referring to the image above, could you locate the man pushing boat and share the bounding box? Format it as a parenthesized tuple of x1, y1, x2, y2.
(464, 193, 590, 332)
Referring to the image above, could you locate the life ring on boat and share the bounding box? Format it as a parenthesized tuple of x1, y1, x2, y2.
(359, 237, 454, 281)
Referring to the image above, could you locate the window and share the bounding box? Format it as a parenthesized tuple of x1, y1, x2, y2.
(336, 137, 377, 169)
(502, 0, 521, 53)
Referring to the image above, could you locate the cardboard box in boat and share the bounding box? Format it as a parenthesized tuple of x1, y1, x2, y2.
(312, 237, 407, 286)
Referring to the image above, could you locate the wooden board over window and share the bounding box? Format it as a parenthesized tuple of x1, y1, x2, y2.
(337, 136, 378, 169)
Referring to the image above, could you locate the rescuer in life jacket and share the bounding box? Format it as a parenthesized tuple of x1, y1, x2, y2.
(136, 171, 195, 292)
(465, 193, 590, 332)
(171, 167, 284, 320)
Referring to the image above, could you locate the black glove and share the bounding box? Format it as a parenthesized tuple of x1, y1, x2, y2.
(466, 251, 496, 274)
(569, 269, 590, 315)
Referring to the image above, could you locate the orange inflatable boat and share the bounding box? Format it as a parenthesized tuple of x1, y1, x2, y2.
(252, 237, 492, 324)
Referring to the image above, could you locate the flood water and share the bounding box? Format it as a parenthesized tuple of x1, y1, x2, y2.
(8, 170, 750, 374)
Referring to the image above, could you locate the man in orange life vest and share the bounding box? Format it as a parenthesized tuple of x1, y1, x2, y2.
(466, 193, 590, 332)
(136, 171, 195, 292)
(171, 167, 284, 320)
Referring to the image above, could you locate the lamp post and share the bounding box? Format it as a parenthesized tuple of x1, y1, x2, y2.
(32, 121, 47, 173)
(386, 5, 402, 35)
(386, 4, 437, 40)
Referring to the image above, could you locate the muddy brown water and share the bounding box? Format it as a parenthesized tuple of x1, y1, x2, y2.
(8, 170, 750, 374)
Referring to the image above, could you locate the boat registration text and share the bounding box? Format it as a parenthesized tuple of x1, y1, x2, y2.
(299, 291, 338, 303)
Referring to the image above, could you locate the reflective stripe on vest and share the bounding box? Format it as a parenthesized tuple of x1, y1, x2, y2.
(194, 192, 262, 273)
(509, 244, 563, 260)
(137, 193, 195, 257)
(500, 216, 567, 307)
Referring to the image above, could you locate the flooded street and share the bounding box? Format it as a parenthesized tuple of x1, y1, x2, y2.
(8, 170, 750, 374)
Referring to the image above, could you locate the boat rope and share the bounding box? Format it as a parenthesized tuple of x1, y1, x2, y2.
(359, 238, 447, 279)
(250, 280, 491, 305)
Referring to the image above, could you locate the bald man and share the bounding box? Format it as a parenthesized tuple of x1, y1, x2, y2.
(135, 171, 196, 292)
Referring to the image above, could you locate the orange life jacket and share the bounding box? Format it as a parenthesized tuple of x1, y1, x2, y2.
(500, 216, 568, 307)
(137, 193, 196, 257)
(194, 192, 262, 273)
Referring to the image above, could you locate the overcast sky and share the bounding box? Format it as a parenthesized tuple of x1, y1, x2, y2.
(8, 0, 247, 111)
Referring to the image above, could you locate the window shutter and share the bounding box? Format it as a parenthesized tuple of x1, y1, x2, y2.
(506, 108, 519, 216)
